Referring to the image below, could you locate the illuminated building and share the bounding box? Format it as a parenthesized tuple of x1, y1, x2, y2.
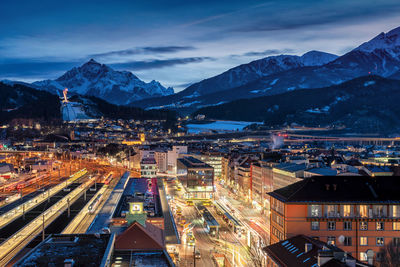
(177, 156, 214, 199)
(268, 175, 400, 264)
(140, 157, 157, 178)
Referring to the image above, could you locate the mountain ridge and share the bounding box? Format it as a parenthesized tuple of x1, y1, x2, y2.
(31, 59, 174, 106)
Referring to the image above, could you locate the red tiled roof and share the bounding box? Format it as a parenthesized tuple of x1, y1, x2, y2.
(115, 221, 164, 251)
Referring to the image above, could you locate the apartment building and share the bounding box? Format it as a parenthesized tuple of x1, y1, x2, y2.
(268, 175, 400, 264)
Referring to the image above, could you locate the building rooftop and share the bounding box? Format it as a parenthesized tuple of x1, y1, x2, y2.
(273, 163, 307, 173)
(114, 178, 162, 218)
(305, 167, 338, 176)
(177, 156, 212, 169)
(269, 176, 400, 203)
(15, 234, 112, 267)
(263, 235, 369, 267)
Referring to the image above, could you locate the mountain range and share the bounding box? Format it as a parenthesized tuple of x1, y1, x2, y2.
(2, 25, 400, 132)
(0, 82, 174, 124)
(194, 75, 400, 133)
(131, 26, 400, 112)
(30, 59, 174, 105)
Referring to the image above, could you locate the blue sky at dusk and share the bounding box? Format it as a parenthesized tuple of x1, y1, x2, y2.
(1, 0, 400, 91)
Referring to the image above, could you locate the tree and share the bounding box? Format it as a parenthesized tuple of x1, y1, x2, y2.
(377, 241, 400, 267)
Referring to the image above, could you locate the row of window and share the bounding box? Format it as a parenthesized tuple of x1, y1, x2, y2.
(272, 226, 284, 241)
(309, 204, 400, 218)
(311, 221, 400, 231)
(326, 236, 390, 247)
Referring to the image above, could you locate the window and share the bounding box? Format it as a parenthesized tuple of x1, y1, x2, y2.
(343, 205, 352, 217)
(344, 221, 352, 230)
(344, 237, 352, 246)
(310, 205, 321, 217)
(374, 205, 386, 217)
(376, 222, 384, 231)
(360, 237, 368, 246)
(394, 237, 400, 246)
(328, 221, 336, 230)
(327, 236, 336, 246)
(326, 205, 338, 217)
(360, 221, 368, 230)
(377, 237, 384, 246)
(358, 205, 368, 218)
(393, 222, 400, 231)
(360, 252, 368, 261)
(311, 221, 319, 230)
(392, 205, 400, 218)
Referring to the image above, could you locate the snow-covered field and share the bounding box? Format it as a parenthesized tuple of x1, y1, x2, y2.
(187, 120, 258, 133)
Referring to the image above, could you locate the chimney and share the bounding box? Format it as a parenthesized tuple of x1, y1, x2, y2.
(305, 243, 313, 253)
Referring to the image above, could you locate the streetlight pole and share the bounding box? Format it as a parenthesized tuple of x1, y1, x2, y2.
(193, 244, 196, 267)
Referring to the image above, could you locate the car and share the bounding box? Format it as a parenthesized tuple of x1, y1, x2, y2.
(195, 250, 201, 259)
(187, 236, 195, 246)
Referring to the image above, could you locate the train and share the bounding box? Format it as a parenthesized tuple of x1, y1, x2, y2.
(0, 174, 47, 192)
(88, 193, 103, 214)
(102, 173, 113, 185)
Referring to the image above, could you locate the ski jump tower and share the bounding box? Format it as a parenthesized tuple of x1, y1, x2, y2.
(61, 87, 77, 122)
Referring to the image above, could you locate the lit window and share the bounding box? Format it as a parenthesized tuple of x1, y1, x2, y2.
(393, 222, 400, 231)
(360, 221, 368, 230)
(343, 205, 352, 217)
(360, 252, 368, 261)
(377, 237, 384, 246)
(392, 205, 400, 218)
(376, 222, 384, 231)
(327, 236, 336, 245)
(358, 205, 368, 218)
(360, 237, 368, 246)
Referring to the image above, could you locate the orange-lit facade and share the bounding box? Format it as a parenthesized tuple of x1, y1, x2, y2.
(270, 195, 400, 263)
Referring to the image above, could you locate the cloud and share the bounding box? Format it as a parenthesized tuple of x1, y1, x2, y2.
(90, 46, 196, 58)
(0, 59, 79, 80)
(111, 57, 214, 70)
(242, 49, 294, 57)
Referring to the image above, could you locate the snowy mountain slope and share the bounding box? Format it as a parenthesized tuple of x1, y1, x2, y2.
(33, 59, 173, 105)
(193, 75, 400, 133)
(132, 26, 400, 112)
(131, 51, 338, 109)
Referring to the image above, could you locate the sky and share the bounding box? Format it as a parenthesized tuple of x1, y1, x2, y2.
(0, 0, 400, 92)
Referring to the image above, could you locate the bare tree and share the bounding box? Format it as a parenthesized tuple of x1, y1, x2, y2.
(377, 241, 400, 267)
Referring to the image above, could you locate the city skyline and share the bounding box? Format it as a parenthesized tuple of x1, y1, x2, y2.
(1, 0, 400, 91)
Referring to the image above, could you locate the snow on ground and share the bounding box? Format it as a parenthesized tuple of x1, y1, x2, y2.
(364, 81, 376, 87)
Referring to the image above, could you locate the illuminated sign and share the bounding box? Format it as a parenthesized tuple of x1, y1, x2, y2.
(129, 202, 144, 214)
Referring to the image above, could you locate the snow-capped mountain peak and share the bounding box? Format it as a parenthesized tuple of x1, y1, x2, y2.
(300, 50, 339, 66)
(33, 60, 174, 105)
(356, 26, 400, 58)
